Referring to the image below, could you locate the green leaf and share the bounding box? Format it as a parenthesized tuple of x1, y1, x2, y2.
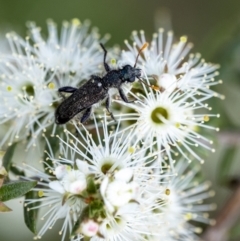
(24, 190, 40, 234)
(221, 83, 240, 128)
(71, 203, 105, 240)
(229, 220, 240, 239)
(71, 206, 90, 236)
(86, 176, 97, 194)
(217, 146, 236, 185)
(198, 16, 240, 61)
(10, 165, 24, 177)
(0, 201, 12, 212)
(0, 180, 37, 202)
(43, 135, 59, 175)
(2, 142, 18, 172)
(89, 200, 105, 219)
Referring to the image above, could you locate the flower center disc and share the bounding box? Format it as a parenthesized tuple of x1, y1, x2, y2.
(25, 84, 35, 96)
(101, 163, 113, 174)
(151, 107, 168, 124)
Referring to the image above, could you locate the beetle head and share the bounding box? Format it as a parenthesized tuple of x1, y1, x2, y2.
(121, 65, 141, 83)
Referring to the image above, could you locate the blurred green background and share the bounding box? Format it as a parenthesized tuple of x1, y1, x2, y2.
(0, 0, 239, 50)
(0, 0, 240, 240)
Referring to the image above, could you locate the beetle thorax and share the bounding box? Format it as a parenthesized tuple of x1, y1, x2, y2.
(102, 70, 123, 89)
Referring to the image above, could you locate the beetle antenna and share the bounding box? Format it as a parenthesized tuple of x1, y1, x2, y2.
(134, 42, 148, 68)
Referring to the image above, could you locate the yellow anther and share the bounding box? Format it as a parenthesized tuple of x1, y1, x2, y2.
(110, 59, 116, 65)
(184, 212, 193, 220)
(72, 18, 81, 26)
(48, 82, 55, 89)
(203, 115, 209, 122)
(128, 146, 135, 154)
(175, 123, 181, 128)
(180, 36, 187, 43)
(38, 190, 44, 197)
(7, 86, 12, 92)
(165, 188, 171, 195)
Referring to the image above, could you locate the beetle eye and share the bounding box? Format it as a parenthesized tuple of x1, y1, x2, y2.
(129, 76, 135, 82)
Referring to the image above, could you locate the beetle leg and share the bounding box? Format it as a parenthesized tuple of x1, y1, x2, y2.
(119, 87, 135, 103)
(58, 86, 78, 99)
(81, 107, 92, 123)
(106, 96, 116, 121)
(58, 86, 78, 93)
(100, 43, 111, 72)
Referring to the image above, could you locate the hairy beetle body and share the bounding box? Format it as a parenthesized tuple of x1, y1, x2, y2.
(55, 43, 142, 125)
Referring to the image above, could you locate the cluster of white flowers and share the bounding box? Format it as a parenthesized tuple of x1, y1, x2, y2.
(0, 19, 109, 148)
(0, 20, 222, 241)
(23, 119, 215, 241)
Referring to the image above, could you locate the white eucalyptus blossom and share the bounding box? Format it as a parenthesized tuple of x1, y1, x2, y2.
(22, 115, 174, 241)
(146, 159, 216, 241)
(0, 19, 111, 148)
(24, 19, 110, 80)
(100, 168, 138, 211)
(79, 219, 99, 237)
(23, 162, 86, 241)
(0, 20, 222, 241)
(0, 31, 10, 54)
(121, 29, 224, 99)
(58, 115, 156, 179)
(0, 47, 59, 148)
(115, 81, 220, 165)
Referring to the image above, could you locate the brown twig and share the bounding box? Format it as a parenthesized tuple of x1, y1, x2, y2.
(217, 131, 240, 146)
(203, 185, 240, 241)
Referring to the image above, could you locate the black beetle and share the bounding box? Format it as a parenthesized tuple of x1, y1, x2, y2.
(55, 43, 147, 124)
